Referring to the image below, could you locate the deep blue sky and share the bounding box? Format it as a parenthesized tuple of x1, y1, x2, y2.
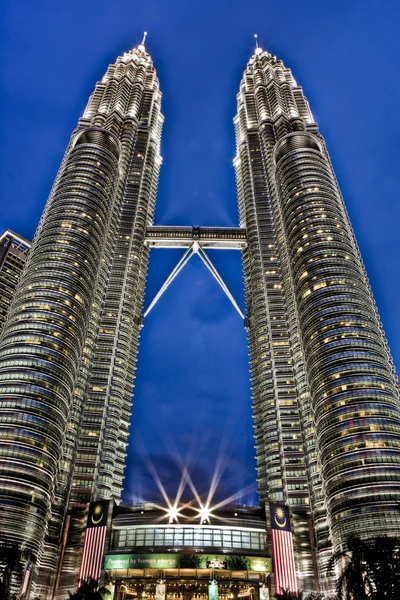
(1, 1, 400, 508)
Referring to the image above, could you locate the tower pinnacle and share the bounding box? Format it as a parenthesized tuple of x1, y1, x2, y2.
(138, 31, 148, 52)
(254, 33, 262, 55)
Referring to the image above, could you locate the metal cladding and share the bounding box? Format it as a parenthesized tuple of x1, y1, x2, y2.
(0, 230, 31, 331)
(0, 127, 120, 561)
(275, 133, 400, 537)
(1, 36, 400, 598)
(68, 43, 163, 505)
(0, 40, 163, 590)
(234, 45, 400, 588)
(48, 44, 163, 598)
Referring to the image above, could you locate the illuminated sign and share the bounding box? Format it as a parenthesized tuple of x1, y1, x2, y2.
(104, 553, 272, 572)
(206, 559, 227, 569)
(104, 554, 177, 569)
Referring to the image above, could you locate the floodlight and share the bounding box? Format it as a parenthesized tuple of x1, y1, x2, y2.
(168, 505, 179, 522)
(199, 505, 211, 523)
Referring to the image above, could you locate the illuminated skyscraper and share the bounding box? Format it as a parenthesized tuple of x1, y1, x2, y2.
(234, 38, 400, 588)
(1, 33, 400, 600)
(0, 230, 31, 330)
(0, 35, 163, 595)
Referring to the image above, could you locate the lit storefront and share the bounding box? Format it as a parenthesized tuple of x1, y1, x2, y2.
(103, 504, 271, 600)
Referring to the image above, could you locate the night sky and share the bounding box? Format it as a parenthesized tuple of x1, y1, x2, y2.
(1, 1, 400, 508)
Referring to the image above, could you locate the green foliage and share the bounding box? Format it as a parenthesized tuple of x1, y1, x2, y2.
(176, 554, 202, 568)
(225, 556, 251, 570)
(275, 590, 334, 600)
(275, 590, 303, 600)
(302, 594, 335, 600)
(68, 578, 111, 600)
(327, 535, 400, 600)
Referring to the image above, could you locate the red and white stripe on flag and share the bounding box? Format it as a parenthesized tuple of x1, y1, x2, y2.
(271, 528, 297, 595)
(19, 562, 31, 597)
(270, 503, 297, 595)
(78, 525, 107, 584)
(78, 500, 109, 586)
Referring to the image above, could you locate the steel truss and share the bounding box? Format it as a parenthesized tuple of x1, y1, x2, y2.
(143, 226, 246, 320)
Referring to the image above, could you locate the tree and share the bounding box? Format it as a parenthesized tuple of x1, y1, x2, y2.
(327, 535, 400, 600)
(0, 540, 23, 600)
(362, 536, 400, 599)
(177, 554, 202, 568)
(328, 536, 372, 600)
(68, 578, 111, 600)
(275, 589, 335, 600)
(275, 590, 303, 600)
(225, 556, 251, 570)
(302, 594, 335, 600)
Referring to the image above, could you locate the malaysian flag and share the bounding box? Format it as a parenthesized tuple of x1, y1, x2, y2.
(78, 500, 109, 585)
(19, 561, 31, 597)
(270, 502, 297, 595)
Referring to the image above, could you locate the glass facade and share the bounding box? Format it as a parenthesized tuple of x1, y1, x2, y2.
(106, 505, 271, 600)
(0, 40, 163, 598)
(0, 230, 31, 330)
(0, 35, 399, 600)
(234, 45, 400, 591)
(50, 43, 164, 599)
(113, 579, 262, 600)
(274, 132, 400, 546)
(113, 526, 266, 552)
(0, 128, 121, 565)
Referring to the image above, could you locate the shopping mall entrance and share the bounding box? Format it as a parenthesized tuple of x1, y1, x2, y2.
(102, 504, 272, 600)
(114, 575, 267, 600)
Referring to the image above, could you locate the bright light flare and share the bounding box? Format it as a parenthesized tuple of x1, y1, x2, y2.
(168, 505, 180, 522)
(199, 504, 212, 523)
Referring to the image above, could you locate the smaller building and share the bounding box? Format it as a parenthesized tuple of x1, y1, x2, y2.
(0, 229, 31, 330)
(64, 502, 272, 600)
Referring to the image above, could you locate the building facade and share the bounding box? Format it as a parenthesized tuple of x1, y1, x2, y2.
(234, 42, 400, 588)
(0, 37, 163, 597)
(46, 38, 164, 598)
(0, 36, 399, 599)
(0, 230, 31, 330)
(99, 502, 271, 600)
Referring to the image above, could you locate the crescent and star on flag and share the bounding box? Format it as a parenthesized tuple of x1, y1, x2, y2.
(274, 506, 287, 528)
(91, 503, 104, 525)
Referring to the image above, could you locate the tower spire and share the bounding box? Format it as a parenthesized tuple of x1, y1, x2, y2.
(254, 33, 262, 55)
(138, 31, 148, 52)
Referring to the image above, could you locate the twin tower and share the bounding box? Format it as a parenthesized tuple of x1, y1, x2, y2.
(0, 36, 400, 596)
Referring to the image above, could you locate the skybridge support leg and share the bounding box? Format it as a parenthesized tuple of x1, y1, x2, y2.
(197, 246, 245, 319)
(143, 245, 194, 318)
(143, 243, 245, 321)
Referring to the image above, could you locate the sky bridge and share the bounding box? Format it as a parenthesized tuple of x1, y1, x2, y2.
(144, 225, 247, 319)
(145, 225, 247, 249)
